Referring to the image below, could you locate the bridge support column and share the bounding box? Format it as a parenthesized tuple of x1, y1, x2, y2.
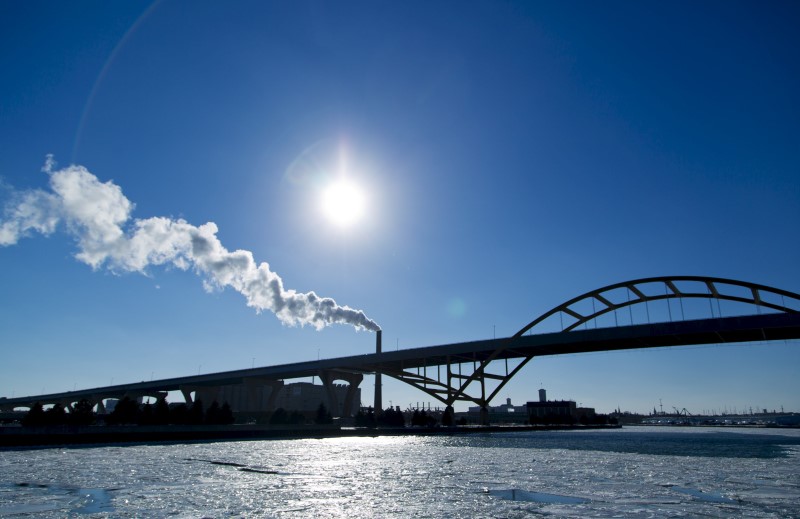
(320, 370, 364, 417)
(443, 405, 455, 426)
(194, 386, 225, 406)
(265, 380, 284, 411)
(243, 378, 284, 412)
(480, 406, 489, 426)
(342, 374, 363, 418)
(319, 371, 340, 417)
(180, 387, 194, 405)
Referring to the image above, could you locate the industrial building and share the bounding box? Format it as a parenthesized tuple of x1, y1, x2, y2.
(463, 388, 600, 425)
(526, 389, 597, 423)
(193, 381, 360, 418)
(465, 398, 531, 424)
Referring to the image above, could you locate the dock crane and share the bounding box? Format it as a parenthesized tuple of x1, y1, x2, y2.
(673, 407, 692, 417)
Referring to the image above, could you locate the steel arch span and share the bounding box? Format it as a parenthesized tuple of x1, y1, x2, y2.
(514, 276, 800, 338)
(379, 276, 800, 412)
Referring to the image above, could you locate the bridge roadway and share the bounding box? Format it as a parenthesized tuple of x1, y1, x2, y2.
(2, 311, 799, 411)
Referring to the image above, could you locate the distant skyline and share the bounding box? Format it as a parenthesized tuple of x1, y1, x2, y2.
(1, 1, 798, 413)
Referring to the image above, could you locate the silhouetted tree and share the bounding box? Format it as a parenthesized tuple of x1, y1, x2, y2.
(288, 410, 305, 425)
(154, 398, 171, 425)
(412, 410, 435, 427)
(425, 411, 437, 427)
(69, 399, 95, 426)
(355, 409, 376, 428)
(44, 403, 67, 426)
(441, 407, 454, 427)
(205, 401, 221, 424)
(203, 401, 235, 425)
(219, 402, 235, 425)
(22, 402, 46, 427)
(138, 402, 155, 425)
(377, 407, 405, 427)
(315, 403, 333, 424)
(269, 408, 288, 425)
(410, 410, 436, 427)
(108, 397, 140, 425)
(170, 403, 189, 424)
(188, 400, 204, 425)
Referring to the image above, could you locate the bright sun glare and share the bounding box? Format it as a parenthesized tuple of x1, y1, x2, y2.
(321, 179, 366, 228)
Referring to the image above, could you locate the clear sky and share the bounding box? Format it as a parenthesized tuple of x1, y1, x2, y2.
(1, 1, 798, 414)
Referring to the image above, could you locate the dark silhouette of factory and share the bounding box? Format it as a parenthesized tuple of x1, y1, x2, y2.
(465, 389, 597, 425)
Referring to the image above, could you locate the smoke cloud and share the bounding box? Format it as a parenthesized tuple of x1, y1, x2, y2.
(0, 156, 380, 332)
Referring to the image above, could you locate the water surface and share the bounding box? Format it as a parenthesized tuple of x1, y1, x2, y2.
(1, 426, 798, 517)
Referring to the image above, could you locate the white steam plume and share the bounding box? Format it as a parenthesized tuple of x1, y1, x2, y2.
(0, 157, 380, 332)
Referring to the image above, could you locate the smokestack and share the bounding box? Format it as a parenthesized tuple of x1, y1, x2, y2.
(539, 388, 547, 403)
(375, 330, 382, 412)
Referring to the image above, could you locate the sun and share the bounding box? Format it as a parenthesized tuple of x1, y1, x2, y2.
(321, 179, 366, 228)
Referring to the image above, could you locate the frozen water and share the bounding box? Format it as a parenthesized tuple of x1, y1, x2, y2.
(0, 426, 798, 517)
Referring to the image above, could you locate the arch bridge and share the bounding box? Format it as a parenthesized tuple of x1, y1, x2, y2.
(2, 276, 799, 419)
(367, 276, 800, 415)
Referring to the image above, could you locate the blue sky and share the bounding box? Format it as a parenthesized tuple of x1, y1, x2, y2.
(1, 1, 798, 414)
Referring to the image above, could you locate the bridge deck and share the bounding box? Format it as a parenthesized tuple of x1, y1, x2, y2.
(2, 312, 799, 408)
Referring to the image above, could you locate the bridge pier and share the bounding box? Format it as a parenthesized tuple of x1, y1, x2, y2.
(243, 378, 284, 412)
(319, 370, 363, 417)
(443, 405, 455, 426)
(180, 387, 194, 405)
(194, 386, 224, 406)
(343, 375, 363, 417)
(120, 391, 168, 406)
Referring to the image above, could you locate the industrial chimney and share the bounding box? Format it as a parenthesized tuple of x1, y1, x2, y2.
(374, 330, 382, 413)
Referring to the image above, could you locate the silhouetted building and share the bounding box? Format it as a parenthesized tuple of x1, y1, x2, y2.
(526, 389, 598, 422)
(466, 398, 529, 424)
(527, 400, 577, 419)
(194, 381, 359, 417)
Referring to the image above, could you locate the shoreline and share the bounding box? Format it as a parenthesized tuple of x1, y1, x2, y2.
(0, 423, 619, 449)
